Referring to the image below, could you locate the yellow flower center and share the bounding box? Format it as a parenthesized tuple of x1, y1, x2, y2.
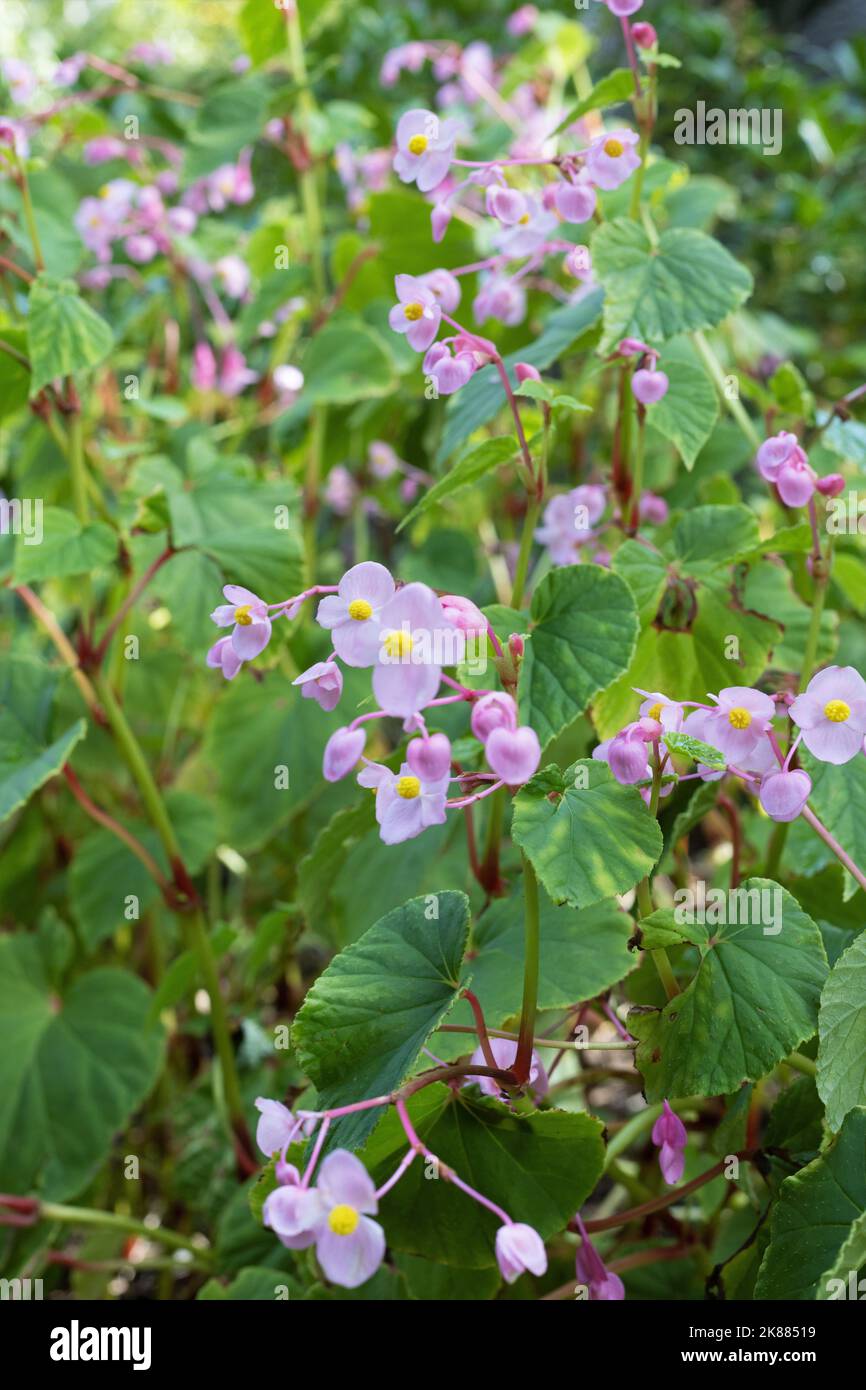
(403, 301, 424, 322)
(233, 604, 253, 626)
(327, 1204, 360, 1236)
(727, 706, 752, 730)
(648, 702, 663, 722)
(824, 699, 851, 723)
(396, 775, 422, 799)
(408, 134, 428, 156)
(348, 598, 373, 621)
(383, 629, 413, 658)
(518, 213, 530, 224)
(99, 185, 110, 198)
(603, 138, 624, 157)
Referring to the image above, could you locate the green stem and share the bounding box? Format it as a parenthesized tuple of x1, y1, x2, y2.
(514, 853, 540, 1083)
(638, 755, 679, 999)
(186, 907, 246, 1129)
(16, 156, 45, 272)
(764, 818, 789, 879)
(799, 575, 828, 693)
(511, 495, 540, 608)
(692, 330, 762, 452)
(286, 7, 325, 303)
(783, 1051, 817, 1079)
(94, 675, 182, 865)
(40, 1202, 213, 1265)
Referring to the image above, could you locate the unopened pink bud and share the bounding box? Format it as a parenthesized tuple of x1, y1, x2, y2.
(759, 768, 811, 823)
(406, 733, 452, 781)
(515, 363, 541, 384)
(817, 473, 845, 497)
(323, 726, 366, 782)
(485, 725, 541, 785)
(631, 21, 657, 48)
(471, 692, 517, 742)
(631, 368, 669, 405)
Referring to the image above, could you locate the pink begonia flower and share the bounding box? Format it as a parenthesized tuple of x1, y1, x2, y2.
(393, 108, 457, 192)
(254, 1097, 315, 1157)
(535, 485, 606, 565)
(418, 267, 462, 313)
(317, 560, 395, 667)
(389, 273, 442, 352)
(631, 21, 658, 48)
(651, 1100, 688, 1185)
(206, 636, 243, 681)
(606, 725, 652, 785)
(54, 53, 87, 87)
(790, 666, 866, 764)
(756, 431, 818, 507)
(83, 136, 127, 165)
(486, 184, 529, 226)
(817, 473, 845, 497)
(125, 233, 158, 263)
(467, 1037, 548, 1100)
(368, 441, 401, 479)
(584, 129, 641, 191)
(496, 1223, 548, 1283)
(702, 686, 776, 763)
(0, 117, 28, 157)
(759, 768, 812, 822)
(2, 58, 37, 105)
(127, 41, 174, 66)
(515, 363, 541, 384)
(632, 368, 669, 404)
(431, 201, 453, 243)
(373, 582, 448, 717)
(575, 1233, 625, 1300)
(472, 692, 518, 742)
(565, 245, 593, 279)
(215, 254, 251, 299)
(210, 585, 272, 661)
(323, 726, 366, 782)
(485, 725, 541, 784)
(273, 363, 304, 406)
(192, 341, 217, 391)
(358, 760, 449, 845)
(166, 205, 196, 234)
(554, 178, 597, 224)
(594, 0, 643, 16)
(639, 491, 669, 524)
(293, 660, 343, 713)
(312, 1150, 386, 1289)
(423, 341, 477, 395)
(380, 42, 427, 87)
(507, 5, 539, 37)
(324, 465, 357, 516)
(263, 1179, 324, 1252)
(635, 689, 684, 731)
(495, 197, 557, 257)
(756, 430, 798, 476)
(218, 346, 258, 396)
(473, 274, 527, 327)
(440, 593, 486, 634)
(404, 733, 451, 783)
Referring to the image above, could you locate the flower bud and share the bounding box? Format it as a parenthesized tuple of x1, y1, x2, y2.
(607, 729, 649, 785)
(631, 21, 657, 48)
(554, 180, 597, 224)
(816, 473, 845, 497)
(495, 1223, 547, 1284)
(322, 726, 366, 782)
(471, 692, 518, 742)
(485, 725, 541, 785)
(631, 368, 669, 404)
(406, 733, 452, 781)
(514, 362, 541, 384)
(759, 768, 811, 823)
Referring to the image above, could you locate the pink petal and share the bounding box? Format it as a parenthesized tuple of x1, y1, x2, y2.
(231, 616, 271, 660)
(315, 1216, 385, 1289)
(317, 1150, 378, 1213)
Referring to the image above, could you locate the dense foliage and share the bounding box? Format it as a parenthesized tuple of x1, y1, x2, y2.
(2, 0, 866, 1304)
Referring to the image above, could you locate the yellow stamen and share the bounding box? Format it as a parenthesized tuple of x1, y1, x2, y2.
(408, 134, 428, 156)
(727, 707, 752, 730)
(383, 629, 413, 659)
(648, 702, 663, 722)
(233, 604, 253, 627)
(824, 699, 851, 723)
(603, 137, 624, 157)
(327, 1204, 360, 1236)
(403, 301, 424, 322)
(518, 213, 530, 224)
(348, 598, 373, 621)
(396, 776, 421, 799)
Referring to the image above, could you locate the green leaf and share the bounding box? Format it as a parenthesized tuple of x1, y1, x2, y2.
(663, 730, 726, 770)
(612, 539, 667, 623)
(167, 476, 303, 600)
(395, 1253, 500, 1300)
(646, 338, 719, 469)
(27, 275, 114, 393)
(0, 326, 30, 418)
(0, 655, 87, 827)
(238, 0, 287, 66)
(296, 797, 378, 923)
(183, 77, 269, 181)
(590, 220, 753, 354)
(13, 507, 116, 583)
(0, 938, 163, 1198)
(631, 879, 828, 1100)
(519, 564, 639, 748)
(768, 361, 814, 421)
(552, 68, 635, 134)
(755, 1108, 866, 1300)
(301, 321, 397, 405)
(397, 436, 518, 533)
(800, 749, 866, 901)
(817, 930, 866, 1132)
(671, 503, 760, 576)
(363, 1085, 604, 1267)
(816, 1212, 866, 1300)
(198, 1266, 300, 1300)
(292, 893, 470, 1151)
(446, 886, 633, 1033)
(512, 761, 663, 909)
(436, 293, 603, 465)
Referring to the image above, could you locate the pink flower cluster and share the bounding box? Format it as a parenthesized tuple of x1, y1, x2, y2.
(208, 562, 543, 846)
(594, 667, 866, 824)
(756, 431, 844, 510)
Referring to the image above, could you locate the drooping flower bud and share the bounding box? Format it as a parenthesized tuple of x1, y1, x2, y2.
(485, 725, 541, 785)
(471, 692, 518, 742)
(631, 368, 669, 404)
(759, 768, 812, 822)
(406, 732, 452, 781)
(323, 726, 366, 782)
(651, 1099, 688, 1184)
(495, 1223, 548, 1284)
